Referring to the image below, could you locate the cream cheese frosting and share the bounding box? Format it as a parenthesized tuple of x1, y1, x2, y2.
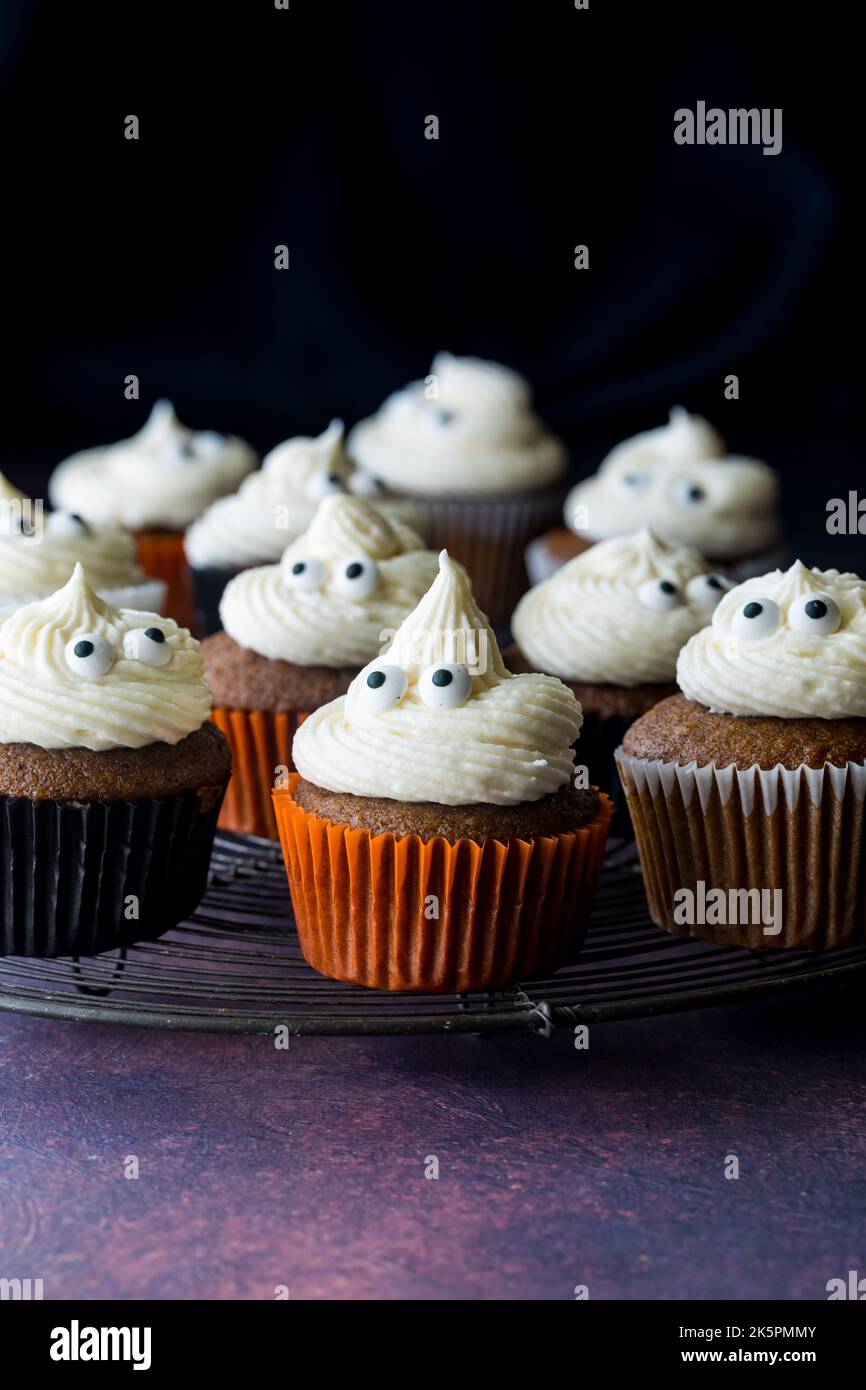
(564, 407, 779, 559)
(0, 508, 167, 611)
(293, 549, 583, 805)
(677, 561, 866, 719)
(184, 420, 425, 568)
(347, 352, 567, 495)
(0, 564, 212, 751)
(513, 528, 732, 686)
(49, 400, 257, 531)
(219, 494, 440, 667)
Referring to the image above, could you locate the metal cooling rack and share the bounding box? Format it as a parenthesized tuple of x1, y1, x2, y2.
(1, 833, 865, 1036)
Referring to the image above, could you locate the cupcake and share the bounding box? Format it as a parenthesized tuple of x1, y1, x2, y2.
(617, 561, 866, 949)
(184, 420, 426, 634)
(348, 353, 567, 626)
(273, 550, 612, 991)
(0, 494, 167, 614)
(526, 407, 782, 585)
(202, 493, 441, 839)
(0, 564, 230, 956)
(508, 529, 732, 819)
(49, 400, 256, 630)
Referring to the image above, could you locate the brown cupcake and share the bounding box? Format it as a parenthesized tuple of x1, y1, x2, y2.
(0, 566, 231, 957)
(617, 562, 866, 950)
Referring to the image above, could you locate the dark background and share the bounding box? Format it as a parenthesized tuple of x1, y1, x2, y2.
(0, 0, 859, 562)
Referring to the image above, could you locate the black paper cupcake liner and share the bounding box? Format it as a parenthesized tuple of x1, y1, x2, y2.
(191, 563, 243, 637)
(0, 784, 225, 958)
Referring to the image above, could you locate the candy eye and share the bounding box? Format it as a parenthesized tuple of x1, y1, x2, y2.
(673, 480, 706, 506)
(332, 556, 380, 600)
(64, 632, 114, 677)
(284, 557, 326, 592)
(622, 471, 650, 490)
(123, 626, 172, 666)
(731, 596, 782, 641)
(193, 431, 225, 456)
(685, 573, 733, 608)
(787, 593, 841, 636)
(307, 471, 346, 501)
(47, 511, 91, 537)
(348, 472, 388, 497)
(418, 663, 473, 709)
(637, 578, 684, 611)
(430, 408, 455, 426)
(362, 663, 408, 712)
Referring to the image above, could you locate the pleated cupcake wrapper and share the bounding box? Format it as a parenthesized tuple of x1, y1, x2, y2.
(0, 784, 226, 958)
(412, 486, 565, 626)
(133, 530, 197, 633)
(190, 564, 243, 638)
(272, 775, 613, 992)
(615, 750, 866, 950)
(211, 707, 307, 840)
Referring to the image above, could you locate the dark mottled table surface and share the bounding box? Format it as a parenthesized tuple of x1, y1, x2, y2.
(1, 980, 864, 1302)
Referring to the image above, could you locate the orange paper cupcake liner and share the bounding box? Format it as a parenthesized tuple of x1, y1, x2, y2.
(133, 529, 197, 633)
(272, 775, 613, 991)
(211, 707, 308, 839)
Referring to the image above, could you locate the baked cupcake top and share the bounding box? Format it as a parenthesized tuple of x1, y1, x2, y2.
(293, 549, 582, 806)
(218, 494, 440, 668)
(0, 508, 149, 605)
(677, 560, 866, 720)
(184, 420, 424, 569)
(512, 528, 731, 686)
(564, 407, 778, 560)
(348, 352, 566, 496)
(49, 400, 257, 530)
(0, 564, 212, 751)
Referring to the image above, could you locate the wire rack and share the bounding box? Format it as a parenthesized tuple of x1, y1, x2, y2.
(1, 832, 865, 1036)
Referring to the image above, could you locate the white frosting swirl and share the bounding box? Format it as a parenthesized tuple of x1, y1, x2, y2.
(677, 561, 866, 719)
(0, 510, 150, 599)
(184, 420, 426, 568)
(0, 564, 212, 750)
(513, 529, 723, 685)
(293, 550, 582, 805)
(564, 407, 779, 559)
(49, 400, 257, 530)
(219, 494, 440, 667)
(348, 352, 566, 495)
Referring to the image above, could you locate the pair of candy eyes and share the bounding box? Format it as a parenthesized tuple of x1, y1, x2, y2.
(308, 472, 388, 502)
(363, 663, 472, 712)
(731, 594, 842, 640)
(159, 432, 226, 462)
(637, 574, 732, 611)
(64, 627, 171, 677)
(6, 511, 91, 538)
(621, 473, 708, 505)
(286, 556, 380, 599)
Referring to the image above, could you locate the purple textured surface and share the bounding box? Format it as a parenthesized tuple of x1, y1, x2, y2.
(1, 985, 865, 1301)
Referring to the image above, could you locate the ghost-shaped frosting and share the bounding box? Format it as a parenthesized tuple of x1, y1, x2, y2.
(0, 564, 212, 750)
(564, 407, 778, 560)
(677, 560, 866, 718)
(512, 528, 733, 686)
(347, 353, 566, 495)
(0, 493, 167, 613)
(49, 400, 257, 530)
(218, 494, 440, 668)
(292, 550, 583, 805)
(184, 420, 425, 568)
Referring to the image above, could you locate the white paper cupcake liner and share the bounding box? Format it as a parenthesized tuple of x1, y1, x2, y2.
(615, 749, 866, 949)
